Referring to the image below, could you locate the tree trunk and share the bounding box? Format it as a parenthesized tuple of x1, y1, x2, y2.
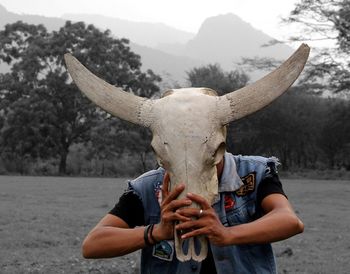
(59, 149, 68, 174)
(101, 160, 105, 176)
(282, 146, 289, 170)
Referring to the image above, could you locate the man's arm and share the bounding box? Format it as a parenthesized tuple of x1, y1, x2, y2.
(82, 177, 192, 259)
(176, 193, 304, 246)
(82, 214, 146, 258)
(225, 193, 304, 245)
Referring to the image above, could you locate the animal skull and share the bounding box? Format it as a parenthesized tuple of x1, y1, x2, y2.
(64, 44, 310, 262)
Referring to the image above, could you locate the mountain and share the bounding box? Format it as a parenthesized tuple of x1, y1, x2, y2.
(60, 12, 294, 80)
(0, 5, 294, 85)
(156, 13, 294, 80)
(129, 43, 205, 88)
(0, 4, 200, 83)
(61, 13, 201, 84)
(62, 13, 195, 48)
(0, 4, 65, 31)
(0, 4, 65, 73)
(162, 13, 293, 71)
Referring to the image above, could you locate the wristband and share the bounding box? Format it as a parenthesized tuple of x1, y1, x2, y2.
(144, 224, 152, 246)
(149, 223, 158, 244)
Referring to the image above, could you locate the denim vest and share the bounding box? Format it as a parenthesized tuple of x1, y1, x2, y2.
(128, 152, 278, 274)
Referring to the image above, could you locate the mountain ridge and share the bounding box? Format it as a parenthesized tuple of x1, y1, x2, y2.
(0, 4, 294, 85)
(62, 13, 195, 48)
(183, 13, 292, 67)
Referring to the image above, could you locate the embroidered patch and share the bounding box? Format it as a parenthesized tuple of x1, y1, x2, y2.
(236, 173, 256, 196)
(224, 194, 235, 210)
(153, 240, 174, 261)
(154, 181, 163, 206)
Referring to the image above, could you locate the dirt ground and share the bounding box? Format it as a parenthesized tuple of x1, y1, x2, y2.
(0, 175, 349, 273)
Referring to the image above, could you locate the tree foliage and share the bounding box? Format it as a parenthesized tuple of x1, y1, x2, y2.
(0, 21, 161, 174)
(285, 0, 350, 94)
(241, 0, 350, 95)
(187, 63, 350, 171)
(187, 64, 249, 95)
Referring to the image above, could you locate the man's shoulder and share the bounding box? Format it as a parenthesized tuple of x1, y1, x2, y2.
(129, 167, 165, 191)
(133, 167, 165, 181)
(229, 153, 280, 167)
(225, 153, 280, 177)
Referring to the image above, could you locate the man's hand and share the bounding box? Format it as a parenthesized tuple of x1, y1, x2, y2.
(152, 173, 192, 242)
(176, 193, 304, 247)
(174, 192, 229, 246)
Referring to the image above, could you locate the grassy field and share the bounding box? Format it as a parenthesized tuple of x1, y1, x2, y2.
(0, 176, 349, 273)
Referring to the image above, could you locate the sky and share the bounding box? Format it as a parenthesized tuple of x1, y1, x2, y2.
(0, 0, 301, 40)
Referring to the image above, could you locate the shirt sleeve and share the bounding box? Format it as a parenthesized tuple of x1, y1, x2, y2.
(256, 173, 287, 207)
(109, 190, 145, 228)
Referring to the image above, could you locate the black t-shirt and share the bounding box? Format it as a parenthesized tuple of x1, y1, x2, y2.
(109, 173, 286, 226)
(109, 173, 286, 274)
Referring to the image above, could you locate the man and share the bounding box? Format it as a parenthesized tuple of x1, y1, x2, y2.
(81, 152, 304, 274)
(64, 44, 309, 273)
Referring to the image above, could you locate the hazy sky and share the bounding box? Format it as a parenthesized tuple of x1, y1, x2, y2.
(0, 0, 301, 40)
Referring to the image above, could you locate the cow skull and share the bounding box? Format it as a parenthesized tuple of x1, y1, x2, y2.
(64, 44, 310, 262)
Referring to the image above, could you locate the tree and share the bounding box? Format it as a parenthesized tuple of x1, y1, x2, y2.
(187, 64, 249, 96)
(284, 0, 349, 95)
(0, 21, 161, 174)
(187, 64, 250, 154)
(85, 118, 155, 176)
(235, 1, 350, 171)
(318, 99, 350, 168)
(241, 1, 350, 95)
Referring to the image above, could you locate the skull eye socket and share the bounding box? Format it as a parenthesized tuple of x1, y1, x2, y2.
(151, 140, 169, 168)
(152, 145, 165, 167)
(212, 142, 226, 165)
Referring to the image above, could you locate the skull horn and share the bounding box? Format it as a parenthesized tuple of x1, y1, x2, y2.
(64, 54, 154, 127)
(218, 43, 310, 125)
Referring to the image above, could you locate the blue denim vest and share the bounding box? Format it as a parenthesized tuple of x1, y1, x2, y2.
(128, 152, 278, 274)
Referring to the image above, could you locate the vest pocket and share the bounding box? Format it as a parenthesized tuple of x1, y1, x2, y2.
(226, 199, 255, 226)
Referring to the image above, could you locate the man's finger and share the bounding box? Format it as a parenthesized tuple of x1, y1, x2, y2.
(180, 227, 207, 239)
(176, 207, 203, 218)
(175, 219, 204, 231)
(162, 183, 186, 205)
(166, 198, 192, 212)
(171, 213, 191, 222)
(186, 192, 211, 210)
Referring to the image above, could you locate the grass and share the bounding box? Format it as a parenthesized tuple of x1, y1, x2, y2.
(0, 176, 349, 273)
(273, 178, 350, 273)
(0, 176, 139, 274)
